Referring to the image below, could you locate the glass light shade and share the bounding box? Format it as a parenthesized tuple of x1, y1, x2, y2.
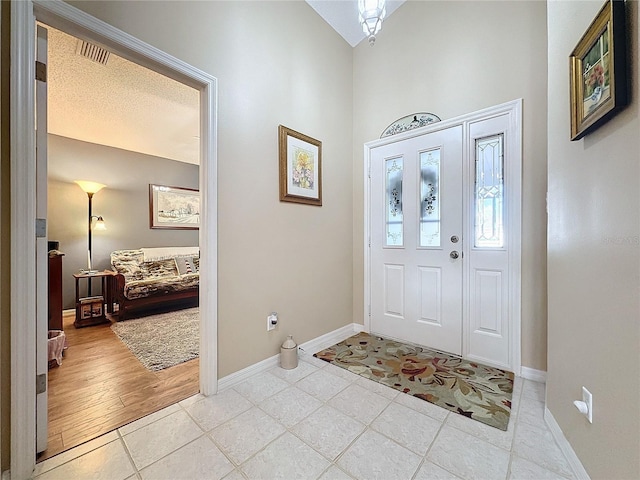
(358, 0, 386, 44)
(93, 216, 107, 231)
(75, 180, 106, 194)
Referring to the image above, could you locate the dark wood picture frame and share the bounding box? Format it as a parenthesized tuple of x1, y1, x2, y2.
(278, 125, 322, 206)
(149, 184, 200, 229)
(569, 0, 627, 141)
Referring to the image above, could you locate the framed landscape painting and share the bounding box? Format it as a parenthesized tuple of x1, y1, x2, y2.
(569, 0, 627, 141)
(278, 125, 322, 206)
(149, 184, 200, 229)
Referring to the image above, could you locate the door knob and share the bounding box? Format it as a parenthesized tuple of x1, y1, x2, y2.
(450, 235, 459, 243)
(450, 251, 459, 259)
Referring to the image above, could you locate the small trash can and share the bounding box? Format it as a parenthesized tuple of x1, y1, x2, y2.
(48, 330, 66, 368)
(280, 335, 298, 370)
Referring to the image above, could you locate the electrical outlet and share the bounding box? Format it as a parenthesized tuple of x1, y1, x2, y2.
(582, 386, 593, 423)
(267, 312, 277, 331)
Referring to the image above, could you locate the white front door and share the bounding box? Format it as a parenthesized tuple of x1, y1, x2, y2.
(367, 102, 522, 370)
(370, 125, 464, 355)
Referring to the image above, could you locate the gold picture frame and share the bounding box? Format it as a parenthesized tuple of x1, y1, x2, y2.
(569, 0, 627, 141)
(278, 125, 322, 206)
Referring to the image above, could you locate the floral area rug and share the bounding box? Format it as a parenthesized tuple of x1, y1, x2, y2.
(314, 332, 514, 430)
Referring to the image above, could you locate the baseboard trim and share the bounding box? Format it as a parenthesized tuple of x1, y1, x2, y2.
(544, 407, 590, 480)
(298, 323, 363, 356)
(520, 366, 547, 383)
(217, 323, 362, 392)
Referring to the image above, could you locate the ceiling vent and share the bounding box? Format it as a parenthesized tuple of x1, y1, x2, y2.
(76, 40, 110, 66)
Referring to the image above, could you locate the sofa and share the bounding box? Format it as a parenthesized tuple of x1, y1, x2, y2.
(110, 247, 199, 320)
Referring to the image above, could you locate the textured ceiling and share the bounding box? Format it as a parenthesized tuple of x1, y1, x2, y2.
(47, 26, 200, 165)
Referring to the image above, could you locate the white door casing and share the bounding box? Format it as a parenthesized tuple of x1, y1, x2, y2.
(370, 126, 464, 355)
(364, 100, 522, 372)
(35, 25, 49, 454)
(11, 1, 218, 477)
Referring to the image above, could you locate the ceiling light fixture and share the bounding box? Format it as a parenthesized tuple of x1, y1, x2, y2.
(359, 0, 386, 46)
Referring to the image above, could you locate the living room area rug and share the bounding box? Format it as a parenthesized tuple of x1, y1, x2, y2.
(110, 307, 199, 371)
(314, 332, 514, 430)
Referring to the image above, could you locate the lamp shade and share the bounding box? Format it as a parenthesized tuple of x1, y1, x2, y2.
(93, 216, 107, 231)
(75, 180, 106, 194)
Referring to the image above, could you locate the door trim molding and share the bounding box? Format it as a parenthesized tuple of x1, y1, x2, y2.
(363, 100, 522, 372)
(10, 1, 218, 477)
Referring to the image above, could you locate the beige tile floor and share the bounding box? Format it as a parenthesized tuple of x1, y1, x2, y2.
(33, 353, 575, 480)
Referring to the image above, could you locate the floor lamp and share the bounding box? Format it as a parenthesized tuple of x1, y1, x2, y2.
(75, 180, 106, 296)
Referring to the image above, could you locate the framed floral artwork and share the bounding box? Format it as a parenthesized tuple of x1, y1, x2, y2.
(278, 125, 322, 206)
(149, 184, 200, 229)
(569, 0, 627, 141)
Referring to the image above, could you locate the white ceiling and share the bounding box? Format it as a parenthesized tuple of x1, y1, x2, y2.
(305, 0, 406, 47)
(47, 2, 405, 166)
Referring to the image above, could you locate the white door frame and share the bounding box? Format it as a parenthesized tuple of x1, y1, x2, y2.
(363, 100, 522, 372)
(10, 1, 218, 477)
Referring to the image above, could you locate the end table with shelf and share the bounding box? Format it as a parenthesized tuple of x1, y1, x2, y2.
(73, 270, 116, 327)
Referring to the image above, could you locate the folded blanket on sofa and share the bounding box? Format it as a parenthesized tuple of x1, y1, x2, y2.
(141, 246, 199, 262)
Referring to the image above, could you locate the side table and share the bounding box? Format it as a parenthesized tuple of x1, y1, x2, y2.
(73, 270, 116, 328)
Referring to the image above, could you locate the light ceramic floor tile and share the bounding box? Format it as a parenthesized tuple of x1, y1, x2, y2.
(240, 432, 330, 480)
(299, 352, 330, 369)
(222, 470, 247, 480)
(318, 465, 355, 480)
(328, 384, 390, 425)
(211, 407, 286, 465)
(34, 439, 135, 480)
(522, 379, 545, 402)
(118, 403, 182, 437)
(427, 425, 510, 480)
(258, 385, 322, 428)
(516, 395, 546, 428)
(323, 363, 362, 383)
(337, 429, 421, 480)
(413, 460, 462, 480)
(393, 390, 449, 422)
(291, 405, 365, 461)
(446, 409, 515, 451)
(509, 455, 571, 480)
(513, 421, 573, 477)
(232, 371, 290, 404)
(122, 410, 204, 470)
(186, 388, 253, 431)
(269, 361, 318, 383)
(355, 376, 400, 400)
(296, 368, 351, 401)
(370, 402, 441, 455)
(34, 431, 120, 476)
(139, 436, 233, 480)
(179, 393, 206, 408)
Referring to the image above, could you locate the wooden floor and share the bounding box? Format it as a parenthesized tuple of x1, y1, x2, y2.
(40, 311, 199, 462)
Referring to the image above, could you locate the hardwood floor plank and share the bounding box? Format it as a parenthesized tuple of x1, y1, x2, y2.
(41, 311, 199, 462)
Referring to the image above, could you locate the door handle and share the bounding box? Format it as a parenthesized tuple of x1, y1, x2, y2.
(450, 251, 459, 259)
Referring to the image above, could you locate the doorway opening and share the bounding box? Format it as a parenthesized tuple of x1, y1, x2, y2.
(40, 23, 202, 461)
(10, 2, 217, 477)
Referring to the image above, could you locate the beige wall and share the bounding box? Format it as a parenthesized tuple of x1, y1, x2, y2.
(66, 0, 354, 377)
(547, 1, 639, 478)
(352, 1, 549, 370)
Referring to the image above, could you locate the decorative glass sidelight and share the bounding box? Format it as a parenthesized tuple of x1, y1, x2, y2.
(419, 149, 441, 247)
(475, 135, 504, 248)
(385, 157, 403, 246)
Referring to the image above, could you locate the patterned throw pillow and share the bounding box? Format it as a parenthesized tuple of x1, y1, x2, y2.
(175, 256, 197, 275)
